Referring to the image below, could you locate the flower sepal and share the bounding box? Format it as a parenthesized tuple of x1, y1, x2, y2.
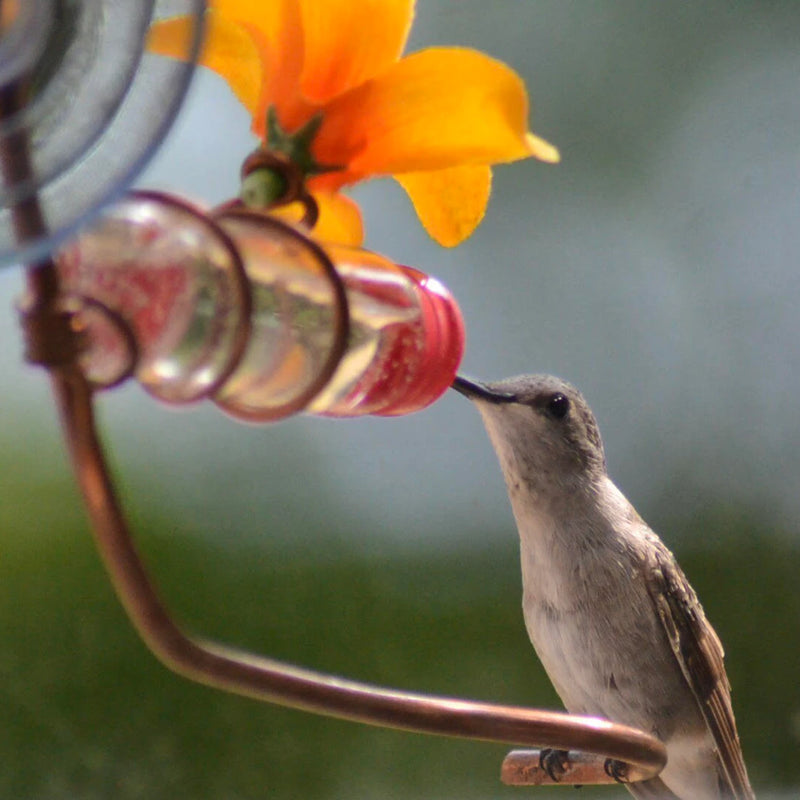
(265, 106, 341, 180)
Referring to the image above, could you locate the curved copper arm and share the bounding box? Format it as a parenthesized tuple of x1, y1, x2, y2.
(3, 59, 667, 789)
(47, 364, 666, 785)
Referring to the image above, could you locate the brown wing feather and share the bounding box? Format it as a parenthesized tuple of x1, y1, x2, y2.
(647, 543, 754, 799)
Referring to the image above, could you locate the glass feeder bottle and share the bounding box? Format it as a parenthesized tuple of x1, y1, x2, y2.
(55, 192, 465, 420)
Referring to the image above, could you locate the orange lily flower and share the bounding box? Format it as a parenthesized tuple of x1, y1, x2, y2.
(149, 0, 559, 247)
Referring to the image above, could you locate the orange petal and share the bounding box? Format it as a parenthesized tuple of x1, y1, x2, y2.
(311, 191, 365, 246)
(315, 47, 552, 176)
(212, 1, 304, 106)
(298, 0, 414, 104)
(270, 192, 364, 247)
(234, 0, 307, 134)
(396, 165, 491, 247)
(148, 13, 263, 116)
(150, 2, 310, 136)
(525, 132, 561, 164)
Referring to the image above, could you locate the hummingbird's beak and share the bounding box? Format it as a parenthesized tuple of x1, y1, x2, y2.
(451, 375, 517, 404)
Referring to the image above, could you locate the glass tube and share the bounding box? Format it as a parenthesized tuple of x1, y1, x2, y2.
(56, 191, 251, 401)
(56, 194, 464, 420)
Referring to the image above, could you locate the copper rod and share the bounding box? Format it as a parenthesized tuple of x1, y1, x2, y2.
(0, 79, 60, 305)
(46, 364, 667, 784)
(2, 32, 667, 786)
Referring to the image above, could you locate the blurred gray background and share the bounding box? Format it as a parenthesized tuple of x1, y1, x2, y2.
(1, 2, 798, 798)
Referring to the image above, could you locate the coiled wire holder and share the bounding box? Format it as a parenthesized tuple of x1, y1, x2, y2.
(2, 18, 668, 796)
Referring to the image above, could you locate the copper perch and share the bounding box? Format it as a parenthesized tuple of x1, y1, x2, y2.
(502, 748, 660, 786)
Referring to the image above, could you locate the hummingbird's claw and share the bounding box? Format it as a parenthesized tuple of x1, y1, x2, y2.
(604, 757, 630, 783)
(539, 748, 570, 782)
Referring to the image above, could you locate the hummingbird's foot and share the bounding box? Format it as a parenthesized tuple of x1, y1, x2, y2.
(538, 748, 570, 782)
(603, 757, 630, 783)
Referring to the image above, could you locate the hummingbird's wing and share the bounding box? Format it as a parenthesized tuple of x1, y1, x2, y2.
(646, 542, 754, 800)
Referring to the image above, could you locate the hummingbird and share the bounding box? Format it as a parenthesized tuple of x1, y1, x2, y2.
(452, 374, 754, 800)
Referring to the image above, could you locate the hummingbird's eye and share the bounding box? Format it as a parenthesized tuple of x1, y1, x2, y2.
(545, 393, 570, 420)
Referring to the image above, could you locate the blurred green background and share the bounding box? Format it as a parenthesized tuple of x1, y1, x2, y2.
(1, 1, 799, 798)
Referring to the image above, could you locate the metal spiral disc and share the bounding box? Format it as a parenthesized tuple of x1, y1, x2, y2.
(0, 0, 205, 266)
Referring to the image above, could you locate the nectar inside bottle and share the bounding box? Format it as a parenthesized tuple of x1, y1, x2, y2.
(56, 193, 465, 420)
(305, 244, 464, 417)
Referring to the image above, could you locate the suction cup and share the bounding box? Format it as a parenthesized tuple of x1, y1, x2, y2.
(0, 0, 205, 267)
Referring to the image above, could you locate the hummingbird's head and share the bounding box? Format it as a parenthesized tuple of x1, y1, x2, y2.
(452, 374, 607, 488)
